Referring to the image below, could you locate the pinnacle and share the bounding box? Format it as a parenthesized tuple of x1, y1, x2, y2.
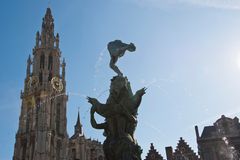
(46, 7, 52, 17)
(76, 111, 82, 127)
(150, 143, 155, 150)
(43, 7, 54, 24)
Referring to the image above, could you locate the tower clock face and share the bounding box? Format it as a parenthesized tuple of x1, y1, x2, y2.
(51, 76, 63, 92)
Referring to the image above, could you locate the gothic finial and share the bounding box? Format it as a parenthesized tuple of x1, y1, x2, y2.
(55, 33, 59, 48)
(28, 54, 31, 62)
(26, 55, 31, 76)
(43, 8, 54, 28)
(62, 58, 66, 66)
(76, 111, 81, 126)
(150, 143, 154, 150)
(46, 8, 52, 18)
(36, 31, 40, 47)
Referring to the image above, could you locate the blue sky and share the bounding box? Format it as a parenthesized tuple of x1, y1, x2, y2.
(1, 0, 240, 159)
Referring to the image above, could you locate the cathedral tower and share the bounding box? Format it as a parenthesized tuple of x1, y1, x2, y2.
(13, 8, 68, 160)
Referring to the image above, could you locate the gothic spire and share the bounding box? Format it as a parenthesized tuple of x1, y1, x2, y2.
(74, 110, 83, 135)
(41, 8, 55, 48)
(43, 8, 54, 29)
(13, 8, 69, 160)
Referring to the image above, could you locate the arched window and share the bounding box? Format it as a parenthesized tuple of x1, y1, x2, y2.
(40, 54, 45, 69)
(48, 55, 53, 70)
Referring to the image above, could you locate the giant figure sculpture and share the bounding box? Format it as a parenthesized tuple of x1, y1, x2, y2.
(87, 40, 145, 160)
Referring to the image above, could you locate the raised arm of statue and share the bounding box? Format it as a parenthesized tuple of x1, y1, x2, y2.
(133, 87, 147, 109)
(87, 97, 108, 117)
(90, 107, 107, 129)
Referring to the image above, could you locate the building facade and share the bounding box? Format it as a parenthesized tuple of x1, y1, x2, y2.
(144, 115, 240, 160)
(13, 8, 104, 160)
(196, 115, 240, 160)
(68, 112, 104, 160)
(145, 138, 199, 160)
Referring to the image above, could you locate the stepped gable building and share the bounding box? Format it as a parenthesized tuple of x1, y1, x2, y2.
(165, 137, 199, 160)
(144, 115, 240, 160)
(144, 143, 164, 160)
(195, 115, 240, 160)
(13, 8, 104, 160)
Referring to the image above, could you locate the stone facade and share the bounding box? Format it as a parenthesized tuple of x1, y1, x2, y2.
(196, 115, 240, 160)
(13, 8, 104, 160)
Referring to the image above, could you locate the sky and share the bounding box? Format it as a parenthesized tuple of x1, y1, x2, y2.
(1, 0, 240, 159)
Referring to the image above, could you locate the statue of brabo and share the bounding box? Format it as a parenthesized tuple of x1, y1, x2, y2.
(87, 40, 145, 160)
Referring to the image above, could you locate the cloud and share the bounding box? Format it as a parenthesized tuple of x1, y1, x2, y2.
(129, 0, 240, 10)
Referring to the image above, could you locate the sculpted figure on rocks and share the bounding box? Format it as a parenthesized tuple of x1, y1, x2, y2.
(88, 41, 145, 160)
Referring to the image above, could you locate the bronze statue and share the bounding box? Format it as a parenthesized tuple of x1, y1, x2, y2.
(88, 41, 145, 160)
(108, 40, 136, 77)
